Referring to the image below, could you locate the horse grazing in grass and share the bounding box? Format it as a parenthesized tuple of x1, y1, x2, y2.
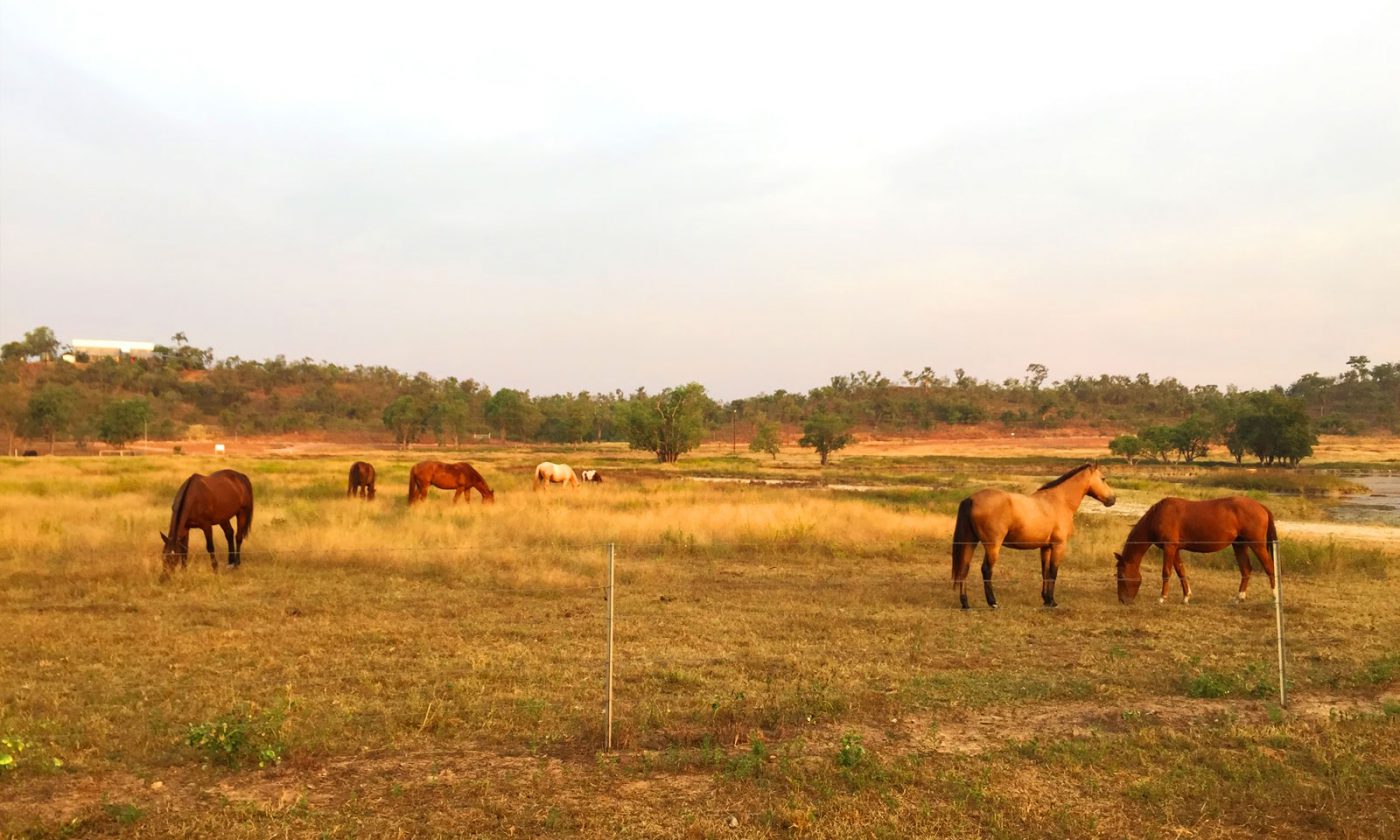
(160, 470, 254, 576)
(951, 463, 1116, 609)
(347, 461, 376, 500)
(1115, 496, 1277, 605)
(408, 460, 495, 505)
(534, 462, 578, 490)
(580, 469, 603, 483)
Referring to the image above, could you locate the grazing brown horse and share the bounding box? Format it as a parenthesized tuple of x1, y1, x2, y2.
(347, 461, 376, 500)
(579, 469, 603, 483)
(952, 463, 1116, 609)
(160, 470, 254, 575)
(1115, 496, 1278, 605)
(408, 460, 495, 505)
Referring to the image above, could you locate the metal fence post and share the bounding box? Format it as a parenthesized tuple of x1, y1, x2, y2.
(605, 542, 615, 750)
(1274, 540, 1287, 709)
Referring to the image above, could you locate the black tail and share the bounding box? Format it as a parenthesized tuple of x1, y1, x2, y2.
(408, 472, 419, 503)
(1267, 510, 1278, 565)
(951, 497, 977, 583)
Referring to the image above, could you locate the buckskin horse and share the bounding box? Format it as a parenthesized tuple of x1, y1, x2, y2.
(1115, 496, 1278, 605)
(160, 469, 254, 575)
(347, 461, 376, 500)
(951, 462, 1116, 609)
(534, 461, 578, 490)
(408, 460, 495, 505)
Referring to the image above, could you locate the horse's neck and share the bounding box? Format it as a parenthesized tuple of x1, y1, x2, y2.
(1122, 520, 1155, 563)
(170, 477, 197, 537)
(1037, 475, 1090, 512)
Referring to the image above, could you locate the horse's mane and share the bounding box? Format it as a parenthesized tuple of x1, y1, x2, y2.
(167, 474, 198, 537)
(1037, 463, 1094, 492)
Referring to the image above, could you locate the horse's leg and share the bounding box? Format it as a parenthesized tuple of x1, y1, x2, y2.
(1042, 544, 1064, 607)
(982, 542, 1001, 608)
(453, 487, 465, 504)
(1233, 543, 1254, 601)
(1039, 546, 1053, 606)
(220, 521, 237, 567)
(203, 527, 217, 571)
(1252, 541, 1278, 601)
(1174, 550, 1191, 604)
(1159, 546, 1173, 603)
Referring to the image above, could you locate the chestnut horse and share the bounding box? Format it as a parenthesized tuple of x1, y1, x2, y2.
(534, 461, 578, 490)
(951, 463, 1116, 609)
(347, 461, 376, 500)
(160, 469, 254, 575)
(1115, 496, 1277, 605)
(408, 460, 495, 505)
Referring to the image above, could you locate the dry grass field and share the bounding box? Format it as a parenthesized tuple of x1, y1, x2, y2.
(2, 446, 1398, 838)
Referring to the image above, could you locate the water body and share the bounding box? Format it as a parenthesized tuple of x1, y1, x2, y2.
(1332, 473, 1400, 526)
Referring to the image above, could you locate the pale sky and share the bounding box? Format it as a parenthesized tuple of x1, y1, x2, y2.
(2, 1, 1397, 398)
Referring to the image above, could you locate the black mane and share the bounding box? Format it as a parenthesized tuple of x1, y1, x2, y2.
(1037, 463, 1094, 492)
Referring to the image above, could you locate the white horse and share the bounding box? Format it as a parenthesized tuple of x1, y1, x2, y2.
(534, 462, 578, 490)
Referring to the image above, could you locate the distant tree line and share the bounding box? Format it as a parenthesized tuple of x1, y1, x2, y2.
(2, 326, 1395, 464)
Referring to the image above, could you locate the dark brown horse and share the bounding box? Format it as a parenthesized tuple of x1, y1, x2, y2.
(347, 461, 376, 500)
(408, 460, 495, 505)
(952, 463, 1116, 609)
(1115, 496, 1278, 604)
(160, 469, 254, 575)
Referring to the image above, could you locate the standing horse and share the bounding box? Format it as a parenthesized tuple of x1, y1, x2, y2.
(1115, 496, 1278, 604)
(951, 463, 1116, 609)
(160, 470, 254, 575)
(408, 460, 495, 505)
(579, 469, 603, 483)
(347, 461, 376, 500)
(534, 462, 578, 490)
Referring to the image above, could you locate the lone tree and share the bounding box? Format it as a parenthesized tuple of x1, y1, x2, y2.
(382, 395, 428, 449)
(98, 398, 152, 448)
(1107, 434, 1144, 465)
(749, 418, 781, 459)
(618, 383, 713, 463)
(798, 412, 852, 465)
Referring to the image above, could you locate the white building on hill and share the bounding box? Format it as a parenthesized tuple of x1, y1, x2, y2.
(68, 339, 157, 361)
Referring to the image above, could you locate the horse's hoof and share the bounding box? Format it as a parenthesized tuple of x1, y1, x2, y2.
(1157, 597, 1166, 605)
(988, 603, 1000, 610)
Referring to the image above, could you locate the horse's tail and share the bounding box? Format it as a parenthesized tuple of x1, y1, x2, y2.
(408, 470, 420, 503)
(235, 471, 254, 536)
(951, 497, 977, 585)
(1266, 508, 1278, 563)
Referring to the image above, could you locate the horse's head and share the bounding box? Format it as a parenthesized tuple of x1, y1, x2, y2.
(366, 485, 376, 501)
(1086, 463, 1116, 507)
(480, 487, 496, 504)
(159, 530, 188, 571)
(1114, 551, 1142, 603)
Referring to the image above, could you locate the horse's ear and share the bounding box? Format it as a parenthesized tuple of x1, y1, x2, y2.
(1113, 551, 1123, 562)
(159, 531, 169, 546)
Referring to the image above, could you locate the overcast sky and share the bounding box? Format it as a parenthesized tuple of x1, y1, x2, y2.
(1, 1, 1397, 398)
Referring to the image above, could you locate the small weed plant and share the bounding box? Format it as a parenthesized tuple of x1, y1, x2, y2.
(185, 702, 288, 768)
